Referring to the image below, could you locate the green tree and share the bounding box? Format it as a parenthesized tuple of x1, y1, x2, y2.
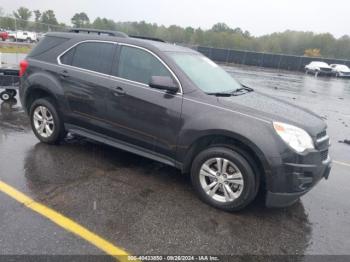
(32, 10, 41, 32)
(0, 16, 15, 30)
(184, 27, 194, 42)
(212, 22, 232, 33)
(40, 10, 58, 31)
(33, 10, 41, 22)
(92, 17, 116, 30)
(71, 12, 90, 28)
(13, 7, 32, 29)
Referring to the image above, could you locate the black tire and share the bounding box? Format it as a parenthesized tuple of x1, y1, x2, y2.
(191, 147, 257, 211)
(0, 91, 12, 101)
(29, 98, 66, 144)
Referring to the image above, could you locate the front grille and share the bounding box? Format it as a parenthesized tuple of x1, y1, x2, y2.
(321, 67, 332, 72)
(320, 149, 329, 161)
(317, 130, 327, 139)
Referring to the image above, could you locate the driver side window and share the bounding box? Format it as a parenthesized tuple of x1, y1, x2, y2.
(117, 46, 171, 85)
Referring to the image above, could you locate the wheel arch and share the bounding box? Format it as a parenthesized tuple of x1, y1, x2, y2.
(24, 85, 59, 113)
(23, 71, 65, 113)
(181, 132, 271, 188)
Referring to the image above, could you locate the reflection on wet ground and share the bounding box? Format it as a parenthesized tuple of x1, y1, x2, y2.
(0, 65, 350, 256)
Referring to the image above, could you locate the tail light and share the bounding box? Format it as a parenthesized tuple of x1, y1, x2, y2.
(19, 60, 29, 77)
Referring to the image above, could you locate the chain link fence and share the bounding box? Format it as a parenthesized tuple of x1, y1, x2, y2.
(0, 16, 69, 34)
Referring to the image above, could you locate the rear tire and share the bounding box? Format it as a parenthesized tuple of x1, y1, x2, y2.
(29, 98, 66, 144)
(191, 147, 257, 211)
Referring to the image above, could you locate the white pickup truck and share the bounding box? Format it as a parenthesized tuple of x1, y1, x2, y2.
(8, 31, 38, 43)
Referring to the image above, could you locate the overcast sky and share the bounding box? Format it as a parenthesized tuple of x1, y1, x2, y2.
(1, 0, 349, 38)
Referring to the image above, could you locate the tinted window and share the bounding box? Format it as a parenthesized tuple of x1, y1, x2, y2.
(62, 42, 115, 75)
(60, 48, 75, 65)
(29, 36, 69, 57)
(117, 46, 171, 84)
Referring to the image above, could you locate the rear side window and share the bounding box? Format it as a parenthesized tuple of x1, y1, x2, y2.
(29, 36, 69, 57)
(61, 42, 115, 75)
(117, 46, 171, 85)
(60, 48, 74, 65)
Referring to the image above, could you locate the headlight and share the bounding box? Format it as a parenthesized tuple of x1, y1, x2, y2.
(273, 122, 314, 153)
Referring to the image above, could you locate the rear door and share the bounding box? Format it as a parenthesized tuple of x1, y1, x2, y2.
(58, 41, 117, 131)
(105, 44, 183, 162)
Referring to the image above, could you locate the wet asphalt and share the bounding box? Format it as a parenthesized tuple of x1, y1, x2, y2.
(0, 65, 349, 257)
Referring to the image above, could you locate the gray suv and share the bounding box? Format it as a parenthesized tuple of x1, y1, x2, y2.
(19, 29, 331, 211)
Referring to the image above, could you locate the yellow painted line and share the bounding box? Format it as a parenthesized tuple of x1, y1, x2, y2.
(0, 180, 133, 262)
(333, 160, 350, 168)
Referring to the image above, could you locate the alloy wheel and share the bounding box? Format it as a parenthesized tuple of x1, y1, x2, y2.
(199, 157, 244, 203)
(33, 106, 55, 138)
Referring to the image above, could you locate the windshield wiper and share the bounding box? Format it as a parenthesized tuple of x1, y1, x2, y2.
(206, 92, 233, 97)
(233, 85, 254, 93)
(206, 86, 254, 97)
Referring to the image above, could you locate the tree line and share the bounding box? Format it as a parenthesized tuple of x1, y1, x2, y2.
(1, 6, 350, 60)
(0, 7, 66, 32)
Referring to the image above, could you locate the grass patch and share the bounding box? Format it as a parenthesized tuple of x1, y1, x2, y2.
(0, 45, 32, 54)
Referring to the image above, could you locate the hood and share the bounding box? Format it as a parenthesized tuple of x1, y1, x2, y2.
(217, 91, 326, 136)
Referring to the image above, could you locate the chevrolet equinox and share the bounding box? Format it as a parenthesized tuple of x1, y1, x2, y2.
(19, 29, 331, 211)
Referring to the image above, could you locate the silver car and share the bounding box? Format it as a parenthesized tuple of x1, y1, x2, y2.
(330, 64, 350, 77)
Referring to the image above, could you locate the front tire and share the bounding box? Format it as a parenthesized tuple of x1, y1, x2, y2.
(29, 98, 66, 144)
(191, 147, 257, 211)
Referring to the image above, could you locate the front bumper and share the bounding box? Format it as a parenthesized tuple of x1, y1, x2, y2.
(266, 158, 331, 207)
(318, 70, 333, 76)
(337, 72, 350, 77)
(265, 142, 331, 208)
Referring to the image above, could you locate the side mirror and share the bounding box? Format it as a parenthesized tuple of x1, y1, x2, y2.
(149, 76, 179, 93)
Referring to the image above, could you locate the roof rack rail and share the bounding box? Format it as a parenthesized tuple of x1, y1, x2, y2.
(129, 35, 166, 43)
(69, 28, 128, 38)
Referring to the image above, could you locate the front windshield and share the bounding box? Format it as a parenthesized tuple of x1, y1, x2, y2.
(313, 62, 328, 67)
(169, 52, 241, 93)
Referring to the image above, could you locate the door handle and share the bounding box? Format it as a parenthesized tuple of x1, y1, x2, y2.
(60, 70, 69, 78)
(112, 86, 126, 96)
